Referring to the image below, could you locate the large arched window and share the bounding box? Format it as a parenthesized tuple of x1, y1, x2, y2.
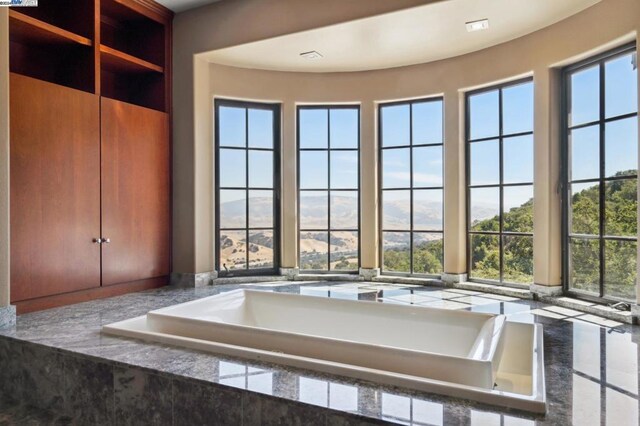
(563, 44, 638, 302)
(466, 79, 534, 286)
(379, 98, 444, 277)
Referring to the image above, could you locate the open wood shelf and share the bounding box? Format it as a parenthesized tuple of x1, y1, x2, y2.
(101, 0, 165, 67)
(9, 8, 95, 93)
(14, 0, 95, 40)
(9, 10, 92, 47)
(101, 68, 165, 112)
(10, 0, 171, 105)
(100, 44, 164, 74)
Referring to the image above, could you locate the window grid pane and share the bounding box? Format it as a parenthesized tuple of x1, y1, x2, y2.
(466, 80, 534, 285)
(298, 107, 360, 272)
(380, 98, 444, 276)
(216, 102, 279, 275)
(564, 46, 638, 301)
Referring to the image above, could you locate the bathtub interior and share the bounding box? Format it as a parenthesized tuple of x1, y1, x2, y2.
(148, 289, 501, 358)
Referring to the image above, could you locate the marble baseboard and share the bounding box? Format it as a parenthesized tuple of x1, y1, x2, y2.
(358, 268, 380, 280)
(212, 275, 288, 285)
(0, 305, 15, 329)
(454, 281, 532, 299)
(530, 283, 563, 297)
(279, 267, 299, 279)
(372, 275, 444, 287)
(294, 274, 364, 282)
(0, 337, 383, 425)
(441, 273, 468, 285)
(170, 271, 218, 288)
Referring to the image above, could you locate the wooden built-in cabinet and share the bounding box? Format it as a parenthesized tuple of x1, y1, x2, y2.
(101, 98, 171, 285)
(10, 75, 102, 302)
(8, 0, 173, 313)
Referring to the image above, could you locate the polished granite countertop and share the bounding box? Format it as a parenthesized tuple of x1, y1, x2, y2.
(0, 281, 638, 425)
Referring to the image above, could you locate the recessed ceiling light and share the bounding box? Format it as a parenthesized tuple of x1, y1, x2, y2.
(466, 19, 489, 32)
(300, 51, 323, 60)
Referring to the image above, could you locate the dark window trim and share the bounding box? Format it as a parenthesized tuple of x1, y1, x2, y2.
(561, 42, 638, 303)
(378, 96, 445, 278)
(214, 98, 282, 277)
(296, 104, 361, 274)
(465, 77, 535, 288)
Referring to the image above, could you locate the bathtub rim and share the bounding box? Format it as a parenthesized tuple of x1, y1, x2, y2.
(102, 316, 546, 413)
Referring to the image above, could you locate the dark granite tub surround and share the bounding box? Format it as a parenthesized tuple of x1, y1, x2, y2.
(0, 281, 638, 425)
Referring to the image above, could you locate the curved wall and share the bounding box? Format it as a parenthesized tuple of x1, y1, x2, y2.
(178, 0, 640, 294)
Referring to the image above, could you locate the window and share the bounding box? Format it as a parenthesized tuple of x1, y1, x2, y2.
(379, 98, 444, 276)
(297, 106, 360, 272)
(563, 44, 638, 301)
(466, 79, 534, 285)
(215, 99, 280, 275)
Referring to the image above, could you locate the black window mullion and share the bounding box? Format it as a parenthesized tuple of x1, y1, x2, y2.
(498, 88, 504, 283)
(327, 109, 332, 270)
(409, 104, 414, 274)
(598, 61, 606, 298)
(245, 107, 250, 270)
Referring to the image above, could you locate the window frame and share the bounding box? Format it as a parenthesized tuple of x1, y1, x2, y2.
(214, 98, 281, 277)
(465, 77, 535, 287)
(561, 42, 638, 303)
(296, 104, 361, 274)
(378, 96, 445, 278)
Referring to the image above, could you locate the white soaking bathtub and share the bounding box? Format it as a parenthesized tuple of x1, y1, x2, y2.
(103, 289, 546, 413)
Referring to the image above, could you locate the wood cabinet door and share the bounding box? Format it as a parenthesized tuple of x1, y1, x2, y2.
(101, 98, 170, 285)
(10, 74, 101, 301)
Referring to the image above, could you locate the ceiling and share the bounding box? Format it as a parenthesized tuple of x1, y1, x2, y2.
(203, 0, 600, 72)
(156, 0, 220, 13)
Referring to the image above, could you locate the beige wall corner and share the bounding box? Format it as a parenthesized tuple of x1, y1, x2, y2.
(194, 56, 214, 274)
(280, 101, 297, 268)
(443, 90, 466, 274)
(0, 9, 10, 308)
(532, 68, 562, 287)
(171, 47, 196, 273)
(360, 101, 378, 269)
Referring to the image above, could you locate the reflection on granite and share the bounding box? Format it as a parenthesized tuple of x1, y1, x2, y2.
(0, 281, 638, 425)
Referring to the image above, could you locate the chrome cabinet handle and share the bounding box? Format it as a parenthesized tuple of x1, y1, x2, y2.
(93, 238, 103, 244)
(103, 238, 111, 244)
